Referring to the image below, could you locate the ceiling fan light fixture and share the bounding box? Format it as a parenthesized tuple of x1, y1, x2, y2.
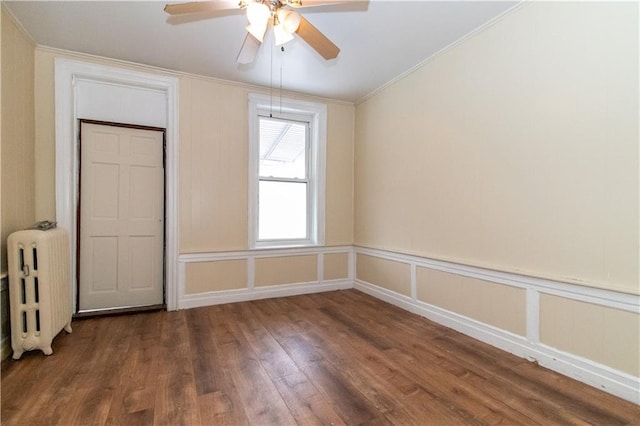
(274, 23, 295, 46)
(246, 23, 268, 42)
(277, 9, 301, 34)
(246, 1, 270, 27)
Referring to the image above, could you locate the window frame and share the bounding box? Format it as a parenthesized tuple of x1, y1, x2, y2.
(248, 93, 326, 249)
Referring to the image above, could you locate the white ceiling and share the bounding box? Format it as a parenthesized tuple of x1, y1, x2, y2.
(4, 0, 519, 103)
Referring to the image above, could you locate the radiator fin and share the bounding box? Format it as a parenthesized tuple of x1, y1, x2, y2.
(7, 228, 73, 359)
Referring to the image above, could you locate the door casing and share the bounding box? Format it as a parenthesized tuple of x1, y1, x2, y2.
(54, 59, 179, 311)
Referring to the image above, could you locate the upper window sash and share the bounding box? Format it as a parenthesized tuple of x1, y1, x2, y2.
(258, 116, 310, 181)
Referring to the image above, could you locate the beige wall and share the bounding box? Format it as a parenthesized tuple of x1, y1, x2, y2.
(356, 254, 411, 297)
(1, 6, 36, 273)
(324, 252, 349, 281)
(32, 48, 55, 221)
(33, 49, 355, 255)
(185, 259, 248, 294)
(255, 255, 318, 287)
(1, 5, 36, 360)
(540, 294, 639, 377)
(178, 76, 249, 252)
(354, 2, 639, 295)
(416, 268, 526, 336)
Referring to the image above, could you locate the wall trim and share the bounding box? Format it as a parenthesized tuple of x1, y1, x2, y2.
(353, 246, 640, 405)
(179, 245, 352, 262)
(177, 246, 353, 309)
(355, 246, 639, 312)
(180, 279, 352, 310)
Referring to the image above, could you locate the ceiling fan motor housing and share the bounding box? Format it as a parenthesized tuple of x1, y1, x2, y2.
(242, 0, 293, 13)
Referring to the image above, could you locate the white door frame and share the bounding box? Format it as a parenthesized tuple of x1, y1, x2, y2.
(54, 58, 179, 311)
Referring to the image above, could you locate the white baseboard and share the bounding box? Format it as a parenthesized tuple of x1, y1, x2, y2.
(354, 279, 640, 405)
(179, 279, 353, 309)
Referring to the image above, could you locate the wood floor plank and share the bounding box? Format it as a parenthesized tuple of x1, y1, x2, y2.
(233, 301, 351, 425)
(185, 307, 220, 396)
(1, 318, 100, 425)
(196, 390, 250, 426)
(321, 293, 573, 425)
(271, 371, 348, 426)
(288, 307, 464, 425)
(232, 302, 301, 380)
(209, 303, 297, 425)
(2, 289, 639, 425)
(192, 307, 252, 425)
(318, 293, 540, 425)
(288, 297, 495, 425)
(303, 359, 389, 424)
(152, 311, 202, 426)
(423, 332, 625, 425)
(52, 315, 134, 425)
(250, 298, 388, 424)
(106, 312, 163, 424)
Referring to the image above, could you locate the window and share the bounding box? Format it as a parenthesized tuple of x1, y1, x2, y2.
(248, 94, 326, 248)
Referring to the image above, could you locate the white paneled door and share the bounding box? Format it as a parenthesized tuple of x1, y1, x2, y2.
(79, 122, 165, 311)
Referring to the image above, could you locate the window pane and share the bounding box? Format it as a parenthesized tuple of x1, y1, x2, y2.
(259, 181, 307, 240)
(259, 118, 307, 179)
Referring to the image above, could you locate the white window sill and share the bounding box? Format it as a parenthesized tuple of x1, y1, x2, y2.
(252, 241, 321, 250)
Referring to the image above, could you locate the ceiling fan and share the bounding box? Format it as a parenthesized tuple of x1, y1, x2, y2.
(164, 0, 348, 64)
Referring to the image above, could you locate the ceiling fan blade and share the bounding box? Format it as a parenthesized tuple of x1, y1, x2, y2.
(295, 15, 340, 60)
(164, 1, 240, 15)
(237, 33, 262, 64)
(287, 0, 350, 8)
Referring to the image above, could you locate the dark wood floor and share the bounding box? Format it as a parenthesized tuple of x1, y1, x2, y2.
(2, 290, 639, 425)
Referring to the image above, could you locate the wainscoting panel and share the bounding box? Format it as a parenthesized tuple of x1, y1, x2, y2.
(185, 259, 248, 294)
(539, 294, 639, 377)
(356, 253, 411, 296)
(416, 267, 527, 336)
(323, 252, 350, 281)
(255, 255, 318, 287)
(353, 246, 640, 405)
(178, 246, 353, 309)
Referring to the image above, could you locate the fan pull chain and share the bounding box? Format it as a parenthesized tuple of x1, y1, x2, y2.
(269, 37, 273, 118)
(280, 46, 284, 115)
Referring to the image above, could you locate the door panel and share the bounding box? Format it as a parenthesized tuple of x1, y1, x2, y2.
(79, 122, 165, 311)
(91, 237, 118, 292)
